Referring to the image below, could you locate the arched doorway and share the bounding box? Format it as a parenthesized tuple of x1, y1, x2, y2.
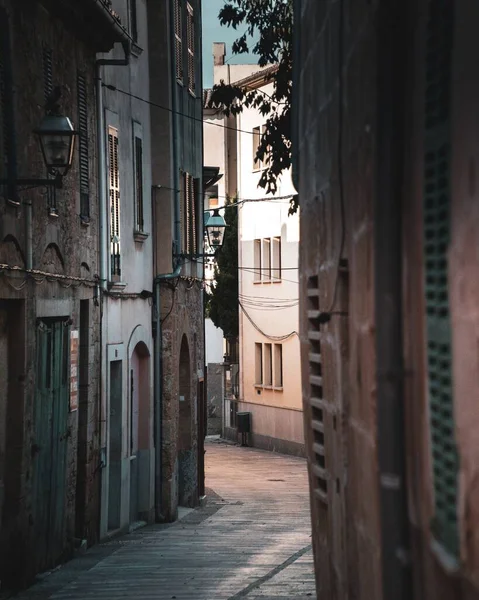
(129, 341, 151, 524)
(178, 334, 194, 507)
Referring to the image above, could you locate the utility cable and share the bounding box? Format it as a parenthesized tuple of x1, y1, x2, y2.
(239, 301, 298, 341)
(103, 82, 257, 136)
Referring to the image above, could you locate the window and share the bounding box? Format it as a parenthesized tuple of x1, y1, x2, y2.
(255, 343, 284, 390)
(423, 0, 457, 558)
(134, 135, 144, 232)
(206, 185, 218, 209)
(129, 0, 138, 43)
(186, 2, 196, 94)
(108, 126, 121, 278)
(252, 126, 261, 170)
(254, 239, 261, 282)
(255, 343, 263, 385)
(264, 343, 272, 386)
(274, 344, 283, 388)
(262, 238, 271, 281)
(272, 236, 281, 281)
(174, 0, 183, 82)
(252, 124, 268, 171)
(77, 73, 90, 220)
(181, 172, 198, 254)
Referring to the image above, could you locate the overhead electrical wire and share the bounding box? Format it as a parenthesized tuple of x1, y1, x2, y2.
(239, 301, 298, 341)
(103, 82, 258, 136)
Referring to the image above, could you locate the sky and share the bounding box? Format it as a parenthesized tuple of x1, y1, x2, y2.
(202, 0, 259, 89)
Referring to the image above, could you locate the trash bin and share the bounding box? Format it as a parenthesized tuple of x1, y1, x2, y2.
(237, 411, 251, 434)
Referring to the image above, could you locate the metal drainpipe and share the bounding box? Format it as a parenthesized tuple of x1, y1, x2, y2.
(375, 1, 412, 598)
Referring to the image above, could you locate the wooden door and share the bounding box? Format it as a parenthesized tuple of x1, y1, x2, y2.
(33, 319, 70, 569)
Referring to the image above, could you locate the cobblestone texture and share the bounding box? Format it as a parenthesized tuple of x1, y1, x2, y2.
(13, 442, 316, 600)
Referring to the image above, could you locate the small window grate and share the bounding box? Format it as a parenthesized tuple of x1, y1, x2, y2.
(423, 0, 458, 558)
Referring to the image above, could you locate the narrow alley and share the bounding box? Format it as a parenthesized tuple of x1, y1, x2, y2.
(14, 442, 315, 600)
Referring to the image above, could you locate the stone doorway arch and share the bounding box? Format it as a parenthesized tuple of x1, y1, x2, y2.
(129, 341, 151, 524)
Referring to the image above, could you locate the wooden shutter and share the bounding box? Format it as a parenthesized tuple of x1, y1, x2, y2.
(108, 127, 121, 277)
(130, 0, 138, 43)
(174, 0, 183, 81)
(190, 176, 197, 254)
(307, 276, 328, 504)
(0, 11, 7, 186)
(77, 73, 90, 219)
(180, 172, 187, 253)
(134, 136, 144, 231)
(186, 3, 195, 93)
(423, 0, 457, 557)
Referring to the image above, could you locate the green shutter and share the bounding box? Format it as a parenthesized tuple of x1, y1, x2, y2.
(423, 0, 458, 557)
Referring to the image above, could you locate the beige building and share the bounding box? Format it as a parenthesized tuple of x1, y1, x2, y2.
(204, 44, 303, 456)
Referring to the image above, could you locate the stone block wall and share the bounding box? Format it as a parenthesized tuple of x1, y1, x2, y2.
(0, 0, 102, 588)
(159, 279, 204, 520)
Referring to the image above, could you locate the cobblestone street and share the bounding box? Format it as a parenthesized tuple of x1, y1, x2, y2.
(15, 442, 316, 600)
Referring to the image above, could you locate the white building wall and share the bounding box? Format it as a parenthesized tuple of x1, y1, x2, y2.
(98, 0, 155, 537)
(205, 318, 225, 365)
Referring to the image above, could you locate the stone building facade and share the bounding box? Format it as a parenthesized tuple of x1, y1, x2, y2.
(96, 0, 155, 539)
(148, 0, 205, 521)
(295, 0, 479, 599)
(0, 0, 128, 588)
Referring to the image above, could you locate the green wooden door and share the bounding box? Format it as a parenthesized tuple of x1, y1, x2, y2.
(33, 319, 70, 569)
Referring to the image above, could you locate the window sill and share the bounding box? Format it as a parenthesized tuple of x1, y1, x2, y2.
(49, 208, 59, 218)
(272, 279, 282, 284)
(263, 385, 273, 390)
(176, 78, 184, 87)
(6, 197, 21, 207)
(254, 384, 263, 389)
(273, 386, 284, 391)
(80, 216, 91, 227)
(131, 42, 143, 57)
(108, 280, 127, 292)
(133, 230, 149, 243)
(188, 88, 197, 98)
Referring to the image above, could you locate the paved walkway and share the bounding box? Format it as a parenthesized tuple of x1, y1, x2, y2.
(16, 441, 316, 600)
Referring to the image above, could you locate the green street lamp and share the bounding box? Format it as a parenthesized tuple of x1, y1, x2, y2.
(205, 208, 227, 251)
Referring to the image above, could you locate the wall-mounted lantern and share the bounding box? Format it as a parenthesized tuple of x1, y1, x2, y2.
(205, 209, 227, 251)
(35, 114, 77, 178)
(0, 87, 78, 191)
